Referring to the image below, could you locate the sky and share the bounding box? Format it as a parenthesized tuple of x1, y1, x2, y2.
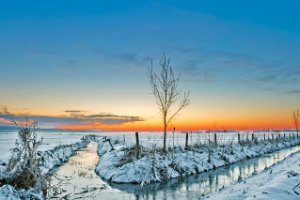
(1, 0, 300, 131)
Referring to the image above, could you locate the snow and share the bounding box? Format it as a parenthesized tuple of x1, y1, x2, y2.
(0, 129, 93, 162)
(0, 136, 90, 200)
(0, 185, 19, 200)
(96, 136, 300, 185)
(38, 138, 90, 175)
(0, 137, 90, 179)
(207, 150, 300, 200)
(0, 185, 43, 200)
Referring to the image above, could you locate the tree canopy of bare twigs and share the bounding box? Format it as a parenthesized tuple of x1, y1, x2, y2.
(148, 54, 190, 152)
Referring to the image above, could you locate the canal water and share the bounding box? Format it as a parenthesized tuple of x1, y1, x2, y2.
(47, 142, 132, 199)
(48, 142, 300, 200)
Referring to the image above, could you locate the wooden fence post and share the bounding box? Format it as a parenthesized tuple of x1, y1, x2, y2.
(214, 133, 217, 146)
(264, 133, 266, 141)
(107, 139, 114, 150)
(185, 132, 189, 150)
(252, 133, 254, 141)
(238, 133, 241, 143)
(135, 132, 140, 159)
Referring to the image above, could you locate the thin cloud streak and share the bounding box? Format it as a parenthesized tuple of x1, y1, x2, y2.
(0, 108, 144, 127)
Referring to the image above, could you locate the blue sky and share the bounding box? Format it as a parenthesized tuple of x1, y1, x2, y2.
(0, 0, 300, 129)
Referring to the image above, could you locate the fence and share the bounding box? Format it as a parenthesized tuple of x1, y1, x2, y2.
(99, 130, 300, 152)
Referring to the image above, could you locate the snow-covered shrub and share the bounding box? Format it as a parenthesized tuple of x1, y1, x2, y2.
(0, 122, 47, 195)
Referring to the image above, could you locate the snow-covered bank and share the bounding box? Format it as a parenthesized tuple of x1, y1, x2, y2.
(38, 138, 90, 175)
(207, 150, 300, 200)
(0, 137, 90, 200)
(0, 185, 43, 200)
(96, 137, 300, 185)
(0, 137, 90, 179)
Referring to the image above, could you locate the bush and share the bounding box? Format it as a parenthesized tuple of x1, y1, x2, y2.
(0, 121, 47, 195)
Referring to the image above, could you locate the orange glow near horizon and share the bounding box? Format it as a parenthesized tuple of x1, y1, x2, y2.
(1, 103, 296, 131)
(56, 117, 294, 131)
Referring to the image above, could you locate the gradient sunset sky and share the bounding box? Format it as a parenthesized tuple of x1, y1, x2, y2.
(1, 0, 300, 131)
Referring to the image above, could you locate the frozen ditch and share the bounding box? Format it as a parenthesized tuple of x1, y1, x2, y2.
(107, 145, 300, 200)
(49, 139, 300, 200)
(0, 138, 89, 200)
(47, 142, 133, 200)
(96, 136, 300, 184)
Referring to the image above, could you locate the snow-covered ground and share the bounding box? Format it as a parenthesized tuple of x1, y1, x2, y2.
(38, 138, 90, 175)
(1, 129, 300, 199)
(0, 185, 43, 200)
(0, 130, 91, 200)
(207, 150, 300, 200)
(0, 138, 90, 200)
(96, 136, 300, 185)
(0, 128, 93, 162)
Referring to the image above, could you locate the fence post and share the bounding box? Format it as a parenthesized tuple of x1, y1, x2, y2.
(135, 132, 140, 159)
(283, 133, 285, 138)
(172, 127, 175, 150)
(185, 132, 189, 150)
(252, 133, 254, 141)
(107, 139, 114, 150)
(263, 133, 265, 141)
(238, 133, 241, 143)
(214, 133, 217, 146)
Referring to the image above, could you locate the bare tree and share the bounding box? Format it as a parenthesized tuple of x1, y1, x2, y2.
(148, 54, 190, 152)
(293, 109, 300, 138)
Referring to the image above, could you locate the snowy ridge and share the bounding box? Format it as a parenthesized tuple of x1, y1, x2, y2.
(96, 137, 300, 185)
(38, 138, 89, 175)
(0, 138, 90, 200)
(207, 150, 300, 200)
(0, 185, 43, 200)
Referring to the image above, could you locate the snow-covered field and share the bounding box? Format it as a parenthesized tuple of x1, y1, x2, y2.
(1, 128, 300, 200)
(207, 150, 300, 200)
(0, 128, 96, 162)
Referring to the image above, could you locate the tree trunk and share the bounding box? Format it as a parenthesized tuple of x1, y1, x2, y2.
(163, 112, 167, 152)
(163, 124, 167, 152)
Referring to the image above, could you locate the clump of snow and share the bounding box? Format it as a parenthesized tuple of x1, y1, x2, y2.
(0, 185, 19, 200)
(96, 137, 300, 185)
(207, 150, 300, 200)
(0, 185, 43, 200)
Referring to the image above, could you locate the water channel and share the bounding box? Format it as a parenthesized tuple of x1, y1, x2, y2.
(48, 142, 300, 200)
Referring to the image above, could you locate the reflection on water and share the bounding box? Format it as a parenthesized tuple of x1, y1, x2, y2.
(111, 145, 300, 200)
(48, 143, 300, 200)
(47, 142, 133, 200)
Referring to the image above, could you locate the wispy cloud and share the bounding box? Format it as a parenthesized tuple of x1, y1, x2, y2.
(58, 59, 80, 69)
(170, 47, 300, 95)
(92, 48, 152, 71)
(281, 89, 300, 95)
(0, 107, 144, 128)
(30, 48, 56, 55)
